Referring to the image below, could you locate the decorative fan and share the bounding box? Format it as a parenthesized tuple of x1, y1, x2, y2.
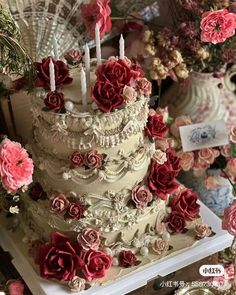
(4, 0, 92, 61)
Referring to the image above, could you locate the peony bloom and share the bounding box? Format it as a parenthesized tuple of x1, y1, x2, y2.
(222, 200, 236, 236)
(200, 9, 236, 44)
(81, 0, 112, 39)
(0, 139, 34, 193)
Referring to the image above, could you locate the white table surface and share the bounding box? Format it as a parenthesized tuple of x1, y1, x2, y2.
(0, 201, 233, 295)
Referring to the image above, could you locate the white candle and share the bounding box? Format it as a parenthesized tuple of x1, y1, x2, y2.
(84, 44, 90, 95)
(119, 34, 125, 59)
(95, 23, 102, 66)
(53, 35, 59, 60)
(80, 66, 87, 111)
(49, 58, 56, 92)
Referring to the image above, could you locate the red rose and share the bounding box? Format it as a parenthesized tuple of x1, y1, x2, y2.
(92, 80, 124, 112)
(96, 58, 141, 86)
(81, 0, 112, 39)
(34, 57, 73, 89)
(131, 62, 144, 77)
(166, 149, 181, 177)
(44, 91, 65, 112)
(148, 161, 179, 200)
(170, 189, 200, 220)
(82, 249, 112, 281)
(145, 114, 169, 139)
(66, 201, 85, 220)
(35, 232, 83, 281)
(7, 280, 24, 295)
(84, 150, 103, 169)
(70, 151, 84, 167)
(167, 211, 186, 233)
(29, 182, 47, 201)
(119, 250, 137, 267)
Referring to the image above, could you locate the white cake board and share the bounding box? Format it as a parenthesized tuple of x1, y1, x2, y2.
(0, 201, 233, 295)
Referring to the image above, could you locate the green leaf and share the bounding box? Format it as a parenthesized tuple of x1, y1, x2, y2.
(230, 144, 236, 158)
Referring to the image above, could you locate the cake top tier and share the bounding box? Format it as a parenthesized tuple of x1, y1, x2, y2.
(33, 55, 152, 116)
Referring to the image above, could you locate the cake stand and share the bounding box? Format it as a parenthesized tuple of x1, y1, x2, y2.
(0, 202, 233, 295)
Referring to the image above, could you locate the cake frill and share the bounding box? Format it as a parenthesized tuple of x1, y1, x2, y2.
(20, 54, 212, 292)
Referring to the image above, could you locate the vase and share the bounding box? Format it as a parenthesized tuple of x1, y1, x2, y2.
(179, 169, 234, 217)
(161, 69, 236, 129)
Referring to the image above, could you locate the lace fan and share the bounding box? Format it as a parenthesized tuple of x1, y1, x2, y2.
(5, 0, 91, 61)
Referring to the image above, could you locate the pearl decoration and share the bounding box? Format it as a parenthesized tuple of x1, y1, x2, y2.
(112, 257, 119, 266)
(132, 240, 141, 248)
(62, 172, 70, 180)
(39, 163, 45, 170)
(162, 232, 171, 241)
(140, 246, 149, 256)
(65, 101, 74, 111)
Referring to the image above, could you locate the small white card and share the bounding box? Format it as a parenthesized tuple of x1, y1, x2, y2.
(179, 120, 229, 152)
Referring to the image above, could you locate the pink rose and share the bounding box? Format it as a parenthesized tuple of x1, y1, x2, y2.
(50, 194, 69, 213)
(84, 150, 103, 169)
(0, 139, 34, 193)
(123, 85, 137, 104)
(152, 149, 167, 165)
(64, 49, 82, 65)
(230, 127, 236, 144)
(66, 201, 85, 220)
(195, 223, 212, 239)
(77, 228, 100, 250)
(135, 78, 152, 96)
(205, 176, 220, 190)
(152, 238, 169, 256)
(70, 151, 84, 167)
(131, 185, 153, 209)
(200, 9, 236, 44)
(81, 0, 112, 39)
(220, 145, 231, 158)
(170, 115, 192, 138)
(194, 148, 220, 169)
(82, 249, 112, 281)
(155, 138, 171, 151)
(177, 151, 194, 171)
(7, 280, 24, 295)
(225, 158, 236, 178)
(222, 200, 236, 236)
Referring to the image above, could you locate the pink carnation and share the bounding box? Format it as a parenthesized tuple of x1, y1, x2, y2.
(200, 9, 236, 44)
(0, 139, 34, 193)
(81, 0, 112, 39)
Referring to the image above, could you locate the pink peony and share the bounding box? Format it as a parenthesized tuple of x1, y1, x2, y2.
(77, 228, 100, 250)
(200, 9, 236, 44)
(170, 116, 192, 138)
(81, 0, 112, 39)
(0, 139, 34, 193)
(222, 200, 236, 236)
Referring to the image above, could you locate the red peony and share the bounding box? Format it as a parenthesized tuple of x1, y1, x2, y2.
(82, 249, 112, 281)
(34, 57, 73, 89)
(201, 9, 236, 44)
(35, 232, 83, 281)
(44, 91, 65, 113)
(92, 80, 124, 112)
(96, 58, 141, 86)
(81, 0, 112, 39)
(70, 151, 84, 167)
(167, 211, 186, 233)
(145, 114, 169, 140)
(84, 150, 103, 169)
(29, 182, 47, 201)
(119, 250, 137, 267)
(169, 189, 200, 220)
(66, 201, 85, 220)
(7, 280, 24, 295)
(166, 149, 181, 177)
(148, 161, 179, 200)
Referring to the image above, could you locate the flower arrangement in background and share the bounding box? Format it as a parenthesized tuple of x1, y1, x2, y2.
(0, 138, 34, 215)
